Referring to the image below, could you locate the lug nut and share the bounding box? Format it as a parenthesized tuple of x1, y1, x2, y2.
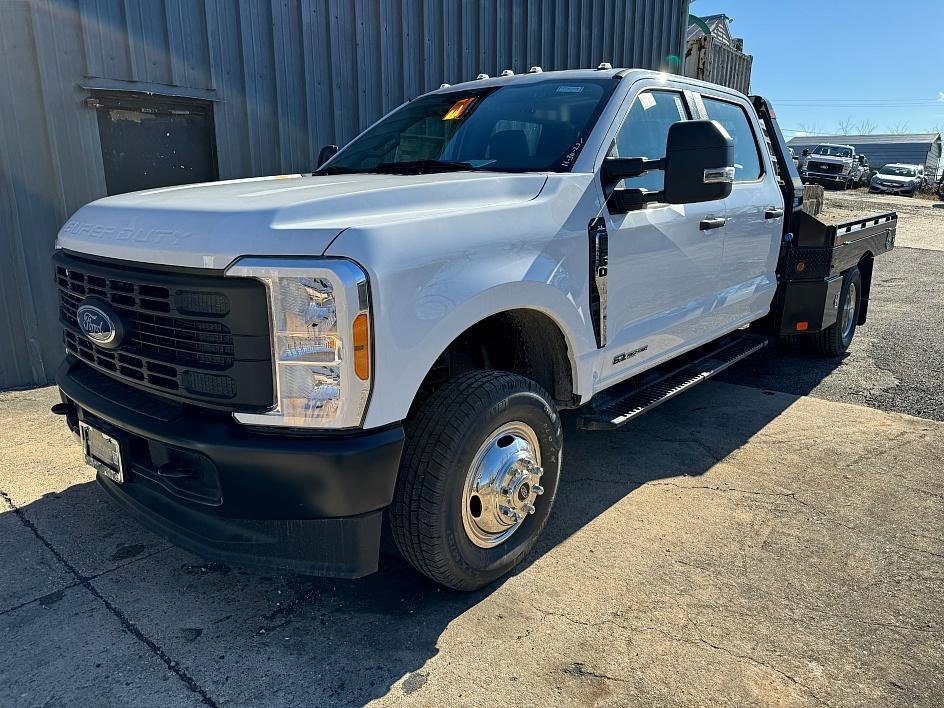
(500, 505, 522, 522)
(522, 502, 536, 515)
(532, 466, 544, 477)
(532, 484, 544, 496)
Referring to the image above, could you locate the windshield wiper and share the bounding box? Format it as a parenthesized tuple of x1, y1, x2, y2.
(313, 165, 367, 176)
(374, 160, 475, 174)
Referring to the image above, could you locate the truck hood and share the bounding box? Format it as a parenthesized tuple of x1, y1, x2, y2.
(58, 172, 548, 269)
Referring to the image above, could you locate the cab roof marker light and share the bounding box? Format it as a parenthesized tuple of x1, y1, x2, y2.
(439, 83, 451, 89)
(527, 66, 542, 73)
(500, 69, 514, 76)
(597, 62, 612, 70)
(475, 73, 489, 80)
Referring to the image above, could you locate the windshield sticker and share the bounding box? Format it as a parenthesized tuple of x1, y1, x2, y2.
(638, 92, 656, 110)
(556, 85, 585, 94)
(560, 136, 584, 168)
(443, 97, 476, 120)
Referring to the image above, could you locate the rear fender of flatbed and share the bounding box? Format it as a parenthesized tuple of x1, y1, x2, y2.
(770, 210, 897, 337)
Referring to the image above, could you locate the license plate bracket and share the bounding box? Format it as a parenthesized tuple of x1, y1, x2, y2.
(79, 421, 126, 484)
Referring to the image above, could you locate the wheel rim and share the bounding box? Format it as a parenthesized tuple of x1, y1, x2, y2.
(841, 281, 857, 341)
(461, 421, 544, 549)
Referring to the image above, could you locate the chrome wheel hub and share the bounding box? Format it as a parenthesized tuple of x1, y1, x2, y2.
(841, 281, 857, 341)
(461, 421, 544, 549)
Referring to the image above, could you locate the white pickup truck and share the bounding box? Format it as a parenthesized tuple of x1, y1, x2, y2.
(801, 143, 869, 190)
(53, 68, 896, 590)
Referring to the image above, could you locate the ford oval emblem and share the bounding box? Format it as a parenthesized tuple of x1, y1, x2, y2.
(76, 300, 123, 348)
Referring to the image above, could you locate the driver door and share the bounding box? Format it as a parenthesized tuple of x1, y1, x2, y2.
(596, 87, 728, 389)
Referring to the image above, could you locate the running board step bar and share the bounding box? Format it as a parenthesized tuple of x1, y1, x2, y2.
(577, 333, 769, 431)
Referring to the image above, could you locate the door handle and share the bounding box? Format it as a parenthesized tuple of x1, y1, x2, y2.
(765, 208, 784, 219)
(699, 217, 726, 231)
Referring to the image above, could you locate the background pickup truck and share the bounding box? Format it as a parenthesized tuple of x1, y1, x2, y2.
(52, 68, 896, 590)
(801, 143, 870, 190)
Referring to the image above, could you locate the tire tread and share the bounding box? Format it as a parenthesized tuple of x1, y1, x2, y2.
(389, 370, 557, 589)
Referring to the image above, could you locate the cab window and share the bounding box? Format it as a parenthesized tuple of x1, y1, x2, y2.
(702, 97, 763, 181)
(610, 90, 690, 192)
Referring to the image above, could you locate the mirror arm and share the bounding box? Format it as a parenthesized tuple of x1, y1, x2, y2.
(606, 188, 664, 214)
(601, 156, 666, 189)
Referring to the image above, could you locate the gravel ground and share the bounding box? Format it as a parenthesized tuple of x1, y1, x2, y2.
(818, 189, 944, 251)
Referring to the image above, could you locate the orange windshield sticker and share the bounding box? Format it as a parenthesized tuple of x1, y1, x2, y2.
(443, 97, 476, 121)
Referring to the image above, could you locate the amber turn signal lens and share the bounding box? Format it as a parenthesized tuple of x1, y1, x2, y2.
(353, 313, 370, 380)
(795, 321, 809, 331)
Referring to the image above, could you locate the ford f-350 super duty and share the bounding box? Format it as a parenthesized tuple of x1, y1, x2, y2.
(53, 68, 896, 590)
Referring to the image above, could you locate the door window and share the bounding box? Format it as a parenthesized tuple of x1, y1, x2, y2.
(702, 97, 763, 182)
(610, 90, 689, 192)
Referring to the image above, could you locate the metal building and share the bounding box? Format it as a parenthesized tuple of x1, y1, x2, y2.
(0, 0, 691, 390)
(787, 133, 944, 180)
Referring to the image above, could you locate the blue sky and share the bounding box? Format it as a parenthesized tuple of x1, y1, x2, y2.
(689, 0, 944, 137)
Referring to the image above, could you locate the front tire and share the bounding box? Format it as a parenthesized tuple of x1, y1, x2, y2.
(390, 370, 562, 590)
(810, 266, 862, 356)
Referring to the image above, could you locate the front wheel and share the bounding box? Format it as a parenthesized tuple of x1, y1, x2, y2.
(810, 266, 862, 356)
(389, 370, 562, 590)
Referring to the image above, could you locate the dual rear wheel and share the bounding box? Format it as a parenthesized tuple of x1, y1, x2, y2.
(810, 266, 862, 356)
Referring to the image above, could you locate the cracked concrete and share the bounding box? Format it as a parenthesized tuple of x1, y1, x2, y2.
(1, 379, 942, 707)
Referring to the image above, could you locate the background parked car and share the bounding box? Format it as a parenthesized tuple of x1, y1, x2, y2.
(869, 163, 922, 197)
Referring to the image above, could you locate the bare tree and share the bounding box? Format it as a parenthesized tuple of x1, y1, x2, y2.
(927, 122, 944, 136)
(836, 116, 855, 135)
(887, 121, 910, 134)
(797, 121, 820, 136)
(855, 119, 877, 134)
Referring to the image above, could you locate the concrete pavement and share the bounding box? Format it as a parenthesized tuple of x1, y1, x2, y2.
(2, 382, 942, 707)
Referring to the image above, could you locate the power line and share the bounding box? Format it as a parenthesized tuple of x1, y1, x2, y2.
(771, 97, 942, 103)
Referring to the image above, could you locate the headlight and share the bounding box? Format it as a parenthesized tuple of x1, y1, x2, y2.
(225, 257, 371, 429)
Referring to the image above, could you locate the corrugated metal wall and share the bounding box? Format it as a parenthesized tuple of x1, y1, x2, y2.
(0, 0, 691, 389)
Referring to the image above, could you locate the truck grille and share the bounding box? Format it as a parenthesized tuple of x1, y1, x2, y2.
(55, 252, 274, 410)
(807, 161, 842, 175)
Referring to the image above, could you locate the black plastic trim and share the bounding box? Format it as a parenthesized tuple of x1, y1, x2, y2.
(57, 359, 404, 520)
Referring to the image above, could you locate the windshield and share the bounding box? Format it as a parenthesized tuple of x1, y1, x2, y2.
(812, 145, 853, 158)
(879, 165, 916, 177)
(320, 79, 618, 174)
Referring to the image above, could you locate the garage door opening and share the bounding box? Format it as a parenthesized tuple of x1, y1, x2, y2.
(88, 91, 218, 196)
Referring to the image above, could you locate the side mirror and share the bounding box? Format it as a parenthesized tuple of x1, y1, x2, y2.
(317, 144, 339, 168)
(662, 119, 735, 204)
(802, 149, 811, 157)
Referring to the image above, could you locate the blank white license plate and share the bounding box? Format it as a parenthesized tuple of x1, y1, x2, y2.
(79, 421, 125, 484)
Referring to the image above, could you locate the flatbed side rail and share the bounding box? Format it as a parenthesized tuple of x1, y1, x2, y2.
(830, 212, 897, 244)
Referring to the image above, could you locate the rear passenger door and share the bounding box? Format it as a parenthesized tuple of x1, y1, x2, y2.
(699, 94, 783, 328)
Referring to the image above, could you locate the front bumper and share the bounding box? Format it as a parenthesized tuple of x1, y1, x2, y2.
(56, 359, 404, 578)
(870, 182, 915, 194)
(802, 171, 849, 185)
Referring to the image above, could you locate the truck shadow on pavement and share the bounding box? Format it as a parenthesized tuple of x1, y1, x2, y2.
(10, 358, 842, 706)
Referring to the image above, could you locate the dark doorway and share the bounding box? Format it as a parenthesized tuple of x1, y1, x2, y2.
(89, 91, 218, 196)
